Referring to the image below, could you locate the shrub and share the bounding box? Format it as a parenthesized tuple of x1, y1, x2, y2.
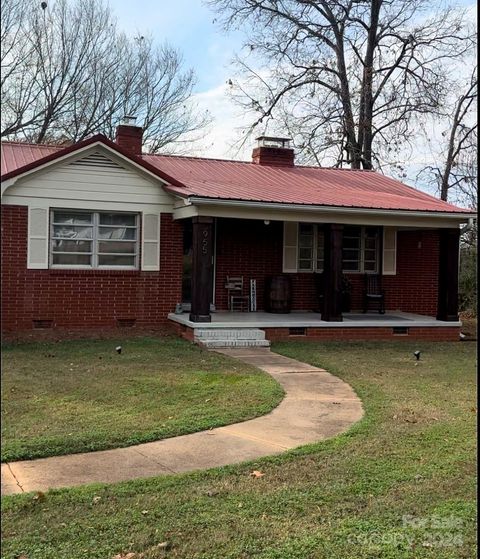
(459, 246, 477, 316)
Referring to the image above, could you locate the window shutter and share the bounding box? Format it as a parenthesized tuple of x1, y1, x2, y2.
(283, 221, 298, 273)
(27, 207, 49, 269)
(382, 227, 397, 275)
(141, 213, 160, 271)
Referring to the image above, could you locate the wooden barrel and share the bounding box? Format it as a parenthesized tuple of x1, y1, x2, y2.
(265, 275, 292, 313)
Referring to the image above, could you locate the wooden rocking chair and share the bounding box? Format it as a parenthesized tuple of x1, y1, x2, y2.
(363, 274, 385, 314)
(225, 276, 249, 312)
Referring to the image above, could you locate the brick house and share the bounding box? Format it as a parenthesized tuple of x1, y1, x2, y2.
(1, 123, 475, 344)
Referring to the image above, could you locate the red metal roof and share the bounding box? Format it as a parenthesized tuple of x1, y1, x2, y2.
(1, 142, 62, 175)
(144, 154, 471, 214)
(1, 140, 472, 214)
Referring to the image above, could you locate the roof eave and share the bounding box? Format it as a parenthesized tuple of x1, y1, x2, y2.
(184, 196, 476, 220)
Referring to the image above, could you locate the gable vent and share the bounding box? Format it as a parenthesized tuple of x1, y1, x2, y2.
(69, 152, 124, 170)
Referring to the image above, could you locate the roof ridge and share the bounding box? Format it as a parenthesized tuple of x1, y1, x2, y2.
(144, 152, 377, 171)
(1, 140, 65, 148)
(143, 152, 254, 165)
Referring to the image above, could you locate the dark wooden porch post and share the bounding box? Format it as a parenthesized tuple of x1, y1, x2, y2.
(189, 216, 213, 323)
(437, 228, 460, 321)
(323, 223, 343, 322)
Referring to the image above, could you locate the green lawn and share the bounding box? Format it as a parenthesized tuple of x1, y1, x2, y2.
(1, 337, 283, 461)
(2, 340, 477, 559)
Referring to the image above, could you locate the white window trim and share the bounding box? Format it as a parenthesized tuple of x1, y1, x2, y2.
(49, 209, 139, 270)
(297, 224, 325, 273)
(296, 224, 380, 274)
(342, 226, 380, 274)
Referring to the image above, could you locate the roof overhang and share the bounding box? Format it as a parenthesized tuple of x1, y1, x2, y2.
(172, 196, 476, 228)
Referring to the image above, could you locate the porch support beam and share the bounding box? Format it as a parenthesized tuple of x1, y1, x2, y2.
(436, 228, 460, 322)
(323, 223, 343, 322)
(189, 216, 214, 323)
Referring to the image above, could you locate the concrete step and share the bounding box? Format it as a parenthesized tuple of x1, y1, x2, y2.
(197, 339, 271, 349)
(194, 328, 266, 340)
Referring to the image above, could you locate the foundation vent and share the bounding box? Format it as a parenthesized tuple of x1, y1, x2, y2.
(289, 327, 306, 336)
(393, 326, 409, 335)
(33, 319, 54, 329)
(116, 318, 136, 328)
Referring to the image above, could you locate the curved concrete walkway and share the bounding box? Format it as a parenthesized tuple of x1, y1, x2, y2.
(1, 348, 363, 495)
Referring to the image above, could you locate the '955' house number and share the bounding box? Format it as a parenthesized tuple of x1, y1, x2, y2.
(202, 229, 209, 255)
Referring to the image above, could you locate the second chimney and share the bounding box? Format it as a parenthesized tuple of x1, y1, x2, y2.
(115, 116, 143, 156)
(252, 136, 294, 166)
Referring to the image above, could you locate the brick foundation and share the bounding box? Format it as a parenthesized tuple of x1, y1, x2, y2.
(263, 326, 460, 342)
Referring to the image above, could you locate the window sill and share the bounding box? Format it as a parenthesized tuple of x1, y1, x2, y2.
(48, 268, 142, 276)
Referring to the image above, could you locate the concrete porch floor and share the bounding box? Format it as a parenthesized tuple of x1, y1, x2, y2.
(168, 310, 461, 329)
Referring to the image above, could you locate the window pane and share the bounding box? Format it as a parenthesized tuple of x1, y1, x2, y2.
(365, 238, 377, 250)
(98, 254, 136, 267)
(299, 234, 313, 247)
(343, 236, 360, 249)
(53, 212, 92, 224)
(316, 260, 324, 271)
(343, 249, 360, 261)
(52, 240, 92, 253)
(299, 247, 313, 259)
(364, 249, 377, 261)
(98, 241, 136, 254)
(364, 261, 376, 271)
(317, 231, 324, 248)
(53, 225, 93, 239)
(98, 227, 136, 240)
(343, 261, 360, 271)
(99, 213, 136, 226)
(52, 253, 92, 266)
(299, 260, 313, 270)
(299, 223, 314, 235)
(344, 225, 361, 236)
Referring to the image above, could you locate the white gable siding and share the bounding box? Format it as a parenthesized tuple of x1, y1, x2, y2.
(1, 148, 175, 213)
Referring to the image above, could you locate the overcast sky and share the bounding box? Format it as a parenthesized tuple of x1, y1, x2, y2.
(112, 0, 477, 180)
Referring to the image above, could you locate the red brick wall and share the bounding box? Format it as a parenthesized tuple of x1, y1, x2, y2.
(1, 205, 183, 337)
(214, 218, 440, 316)
(263, 326, 459, 342)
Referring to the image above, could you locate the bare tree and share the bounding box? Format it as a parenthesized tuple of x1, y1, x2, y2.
(1, 0, 209, 152)
(437, 71, 477, 202)
(210, 0, 475, 169)
(417, 67, 477, 209)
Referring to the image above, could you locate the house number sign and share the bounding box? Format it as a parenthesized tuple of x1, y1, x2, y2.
(202, 228, 209, 255)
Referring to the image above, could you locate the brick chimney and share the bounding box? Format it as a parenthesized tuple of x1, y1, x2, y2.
(252, 136, 294, 166)
(115, 116, 143, 156)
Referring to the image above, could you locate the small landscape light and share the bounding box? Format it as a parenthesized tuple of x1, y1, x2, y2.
(115, 346, 122, 354)
(413, 350, 421, 361)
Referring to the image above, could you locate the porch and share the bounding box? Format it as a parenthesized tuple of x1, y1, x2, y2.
(169, 310, 460, 329)
(169, 310, 462, 344)
(178, 215, 462, 329)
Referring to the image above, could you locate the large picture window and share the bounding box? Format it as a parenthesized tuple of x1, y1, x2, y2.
(50, 210, 138, 268)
